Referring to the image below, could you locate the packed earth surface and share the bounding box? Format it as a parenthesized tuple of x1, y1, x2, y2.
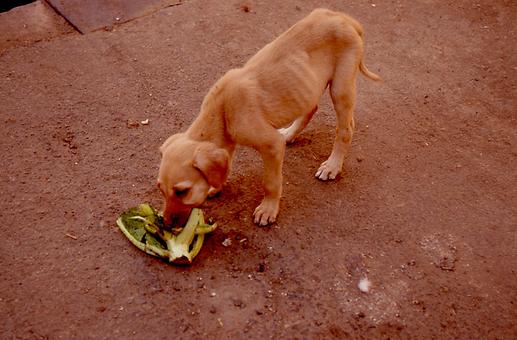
(1, 0, 516, 338)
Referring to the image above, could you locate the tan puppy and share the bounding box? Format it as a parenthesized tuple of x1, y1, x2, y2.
(158, 8, 380, 226)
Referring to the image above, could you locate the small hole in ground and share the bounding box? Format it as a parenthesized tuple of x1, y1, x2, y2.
(0, 0, 36, 13)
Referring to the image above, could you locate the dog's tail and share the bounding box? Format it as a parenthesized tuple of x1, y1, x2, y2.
(348, 17, 382, 82)
(359, 60, 381, 81)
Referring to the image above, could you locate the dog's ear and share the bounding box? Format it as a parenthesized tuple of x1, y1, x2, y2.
(193, 143, 229, 190)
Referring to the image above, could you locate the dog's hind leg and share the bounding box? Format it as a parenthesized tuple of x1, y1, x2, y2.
(316, 51, 358, 181)
(278, 106, 318, 143)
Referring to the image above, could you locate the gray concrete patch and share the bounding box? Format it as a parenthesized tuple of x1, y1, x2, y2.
(44, 0, 183, 33)
(0, 1, 74, 52)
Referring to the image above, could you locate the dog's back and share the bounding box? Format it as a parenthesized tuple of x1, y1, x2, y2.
(245, 9, 364, 69)
(218, 9, 374, 129)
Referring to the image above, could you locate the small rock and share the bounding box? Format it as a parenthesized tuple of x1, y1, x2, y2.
(358, 277, 371, 293)
(438, 256, 456, 271)
(140, 119, 149, 125)
(126, 120, 139, 128)
(222, 238, 232, 247)
(232, 299, 245, 308)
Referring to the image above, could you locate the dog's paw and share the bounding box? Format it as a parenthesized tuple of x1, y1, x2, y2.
(315, 160, 342, 181)
(253, 198, 280, 226)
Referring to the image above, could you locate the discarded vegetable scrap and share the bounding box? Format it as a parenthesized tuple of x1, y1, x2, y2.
(116, 203, 217, 264)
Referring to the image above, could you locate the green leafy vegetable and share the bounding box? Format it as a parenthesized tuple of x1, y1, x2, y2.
(116, 203, 217, 264)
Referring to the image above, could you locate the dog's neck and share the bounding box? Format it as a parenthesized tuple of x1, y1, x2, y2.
(186, 83, 232, 150)
(187, 111, 226, 145)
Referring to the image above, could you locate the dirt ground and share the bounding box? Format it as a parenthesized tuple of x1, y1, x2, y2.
(1, 0, 516, 338)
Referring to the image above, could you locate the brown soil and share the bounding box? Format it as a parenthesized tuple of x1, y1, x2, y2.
(1, 0, 516, 338)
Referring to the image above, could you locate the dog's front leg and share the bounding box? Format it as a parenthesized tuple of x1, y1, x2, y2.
(253, 133, 285, 226)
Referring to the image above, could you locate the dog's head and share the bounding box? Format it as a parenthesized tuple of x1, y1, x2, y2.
(157, 133, 230, 227)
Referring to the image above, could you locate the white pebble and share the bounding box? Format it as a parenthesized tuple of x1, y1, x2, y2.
(358, 277, 371, 293)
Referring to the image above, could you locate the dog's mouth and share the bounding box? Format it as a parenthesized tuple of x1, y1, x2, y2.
(164, 209, 192, 229)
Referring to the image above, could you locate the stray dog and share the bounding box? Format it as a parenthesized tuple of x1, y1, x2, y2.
(158, 8, 380, 226)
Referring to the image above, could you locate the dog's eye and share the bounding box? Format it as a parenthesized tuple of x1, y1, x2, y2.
(175, 188, 190, 197)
